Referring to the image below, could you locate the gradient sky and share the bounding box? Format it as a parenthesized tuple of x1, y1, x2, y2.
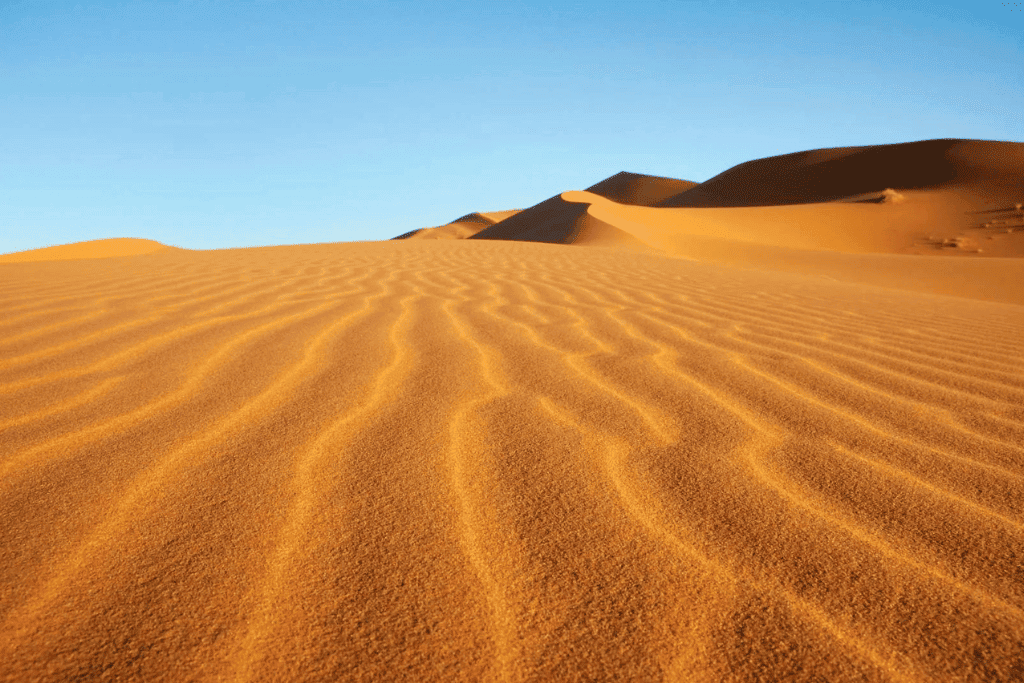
(1, 0, 1021, 253)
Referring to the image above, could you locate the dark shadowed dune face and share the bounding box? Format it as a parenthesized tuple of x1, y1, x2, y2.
(468, 195, 591, 244)
(658, 139, 1024, 208)
(394, 211, 526, 241)
(448, 212, 496, 226)
(392, 227, 425, 240)
(585, 172, 698, 207)
(463, 172, 696, 245)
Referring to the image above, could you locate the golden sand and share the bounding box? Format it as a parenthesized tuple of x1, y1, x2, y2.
(0, 238, 178, 264)
(1, 139, 1023, 681)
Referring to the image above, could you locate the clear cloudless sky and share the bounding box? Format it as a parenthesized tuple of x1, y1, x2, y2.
(1, 0, 1022, 252)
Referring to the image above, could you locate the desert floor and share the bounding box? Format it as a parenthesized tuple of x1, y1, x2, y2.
(1, 234, 1023, 682)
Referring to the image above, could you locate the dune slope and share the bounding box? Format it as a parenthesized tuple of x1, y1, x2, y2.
(465, 170, 699, 245)
(561, 190, 1024, 304)
(657, 139, 1024, 208)
(394, 210, 524, 241)
(585, 171, 698, 206)
(1, 239, 1022, 682)
(0, 238, 177, 263)
(463, 140, 1024, 304)
(469, 195, 591, 244)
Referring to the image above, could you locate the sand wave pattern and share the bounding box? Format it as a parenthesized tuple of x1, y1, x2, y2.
(1, 241, 1023, 682)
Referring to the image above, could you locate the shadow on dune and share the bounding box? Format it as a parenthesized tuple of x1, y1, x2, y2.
(657, 139, 1024, 208)
(585, 171, 698, 207)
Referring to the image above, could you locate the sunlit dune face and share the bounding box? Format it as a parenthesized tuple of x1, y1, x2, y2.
(0, 238, 176, 263)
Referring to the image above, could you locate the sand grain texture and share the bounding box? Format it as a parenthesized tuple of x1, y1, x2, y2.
(2, 234, 1023, 682)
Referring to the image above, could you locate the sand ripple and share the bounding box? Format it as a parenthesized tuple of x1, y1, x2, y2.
(1, 241, 1022, 681)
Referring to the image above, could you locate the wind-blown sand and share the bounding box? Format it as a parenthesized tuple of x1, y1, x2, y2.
(2, 139, 1023, 681)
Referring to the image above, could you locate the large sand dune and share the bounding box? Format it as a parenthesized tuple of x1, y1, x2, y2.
(2, 139, 1023, 681)
(464, 139, 1024, 304)
(655, 139, 1024, 208)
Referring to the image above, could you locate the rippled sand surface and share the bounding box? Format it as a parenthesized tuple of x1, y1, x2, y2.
(2, 239, 1022, 681)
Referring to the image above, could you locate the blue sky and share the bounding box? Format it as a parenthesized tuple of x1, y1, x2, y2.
(1, 0, 1021, 253)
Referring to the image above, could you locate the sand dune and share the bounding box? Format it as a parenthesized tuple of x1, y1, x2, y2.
(396, 169, 697, 243)
(461, 170, 699, 245)
(395, 210, 523, 241)
(464, 188, 1024, 304)
(585, 171, 699, 206)
(469, 195, 592, 243)
(1, 237, 1022, 682)
(461, 140, 1024, 304)
(656, 139, 1024, 208)
(0, 237, 179, 263)
(3, 138, 1023, 681)
(465, 140, 1024, 254)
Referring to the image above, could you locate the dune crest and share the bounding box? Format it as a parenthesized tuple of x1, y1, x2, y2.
(0, 238, 178, 263)
(557, 189, 1024, 305)
(656, 139, 1024, 208)
(460, 140, 1024, 304)
(585, 171, 698, 207)
(395, 210, 524, 241)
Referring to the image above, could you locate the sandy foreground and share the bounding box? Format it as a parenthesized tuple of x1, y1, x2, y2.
(0, 237, 1021, 682)
(2, 139, 1023, 681)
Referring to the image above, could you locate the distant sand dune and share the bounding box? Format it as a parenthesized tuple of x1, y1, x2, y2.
(656, 139, 1024, 208)
(395, 210, 524, 241)
(1, 238, 1022, 681)
(469, 194, 590, 244)
(585, 171, 699, 206)
(0, 237, 178, 263)
(460, 140, 1024, 305)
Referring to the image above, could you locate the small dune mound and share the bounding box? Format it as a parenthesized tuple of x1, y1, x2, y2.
(0, 238, 176, 263)
(878, 187, 906, 203)
(391, 228, 425, 240)
(393, 210, 523, 240)
(842, 187, 907, 204)
(447, 212, 494, 226)
(585, 171, 698, 207)
(396, 223, 482, 240)
(478, 209, 522, 223)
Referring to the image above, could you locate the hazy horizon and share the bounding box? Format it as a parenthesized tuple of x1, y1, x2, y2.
(2, 0, 1021, 254)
